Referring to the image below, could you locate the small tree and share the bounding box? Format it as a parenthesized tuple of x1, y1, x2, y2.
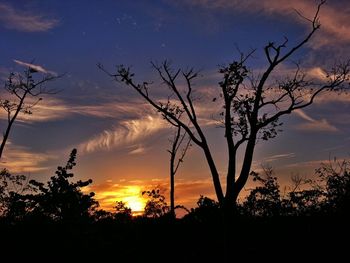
(114, 200, 132, 221)
(168, 125, 191, 219)
(101, 1, 349, 215)
(316, 159, 350, 216)
(28, 149, 98, 222)
(142, 189, 169, 218)
(185, 195, 221, 223)
(0, 168, 35, 221)
(0, 65, 60, 159)
(243, 167, 282, 217)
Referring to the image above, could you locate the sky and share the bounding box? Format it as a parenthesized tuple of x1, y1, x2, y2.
(1, 0, 350, 212)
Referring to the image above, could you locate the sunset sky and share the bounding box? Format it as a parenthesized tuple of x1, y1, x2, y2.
(1, 0, 350, 212)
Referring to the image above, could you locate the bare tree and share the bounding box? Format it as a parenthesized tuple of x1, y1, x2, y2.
(100, 1, 350, 214)
(0, 66, 60, 159)
(168, 124, 191, 218)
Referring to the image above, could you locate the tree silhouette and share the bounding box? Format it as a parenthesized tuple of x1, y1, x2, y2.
(100, 1, 349, 215)
(0, 168, 35, 221)
(283, 174, 323, 216)
(114, 200, 132, 221)
(0, 65, 60, 159)
(168, 125, 191, 219)
(27, 149, 98, 222)
(243, 167, 282, 217)
(142, 189, 169, 218)
(185, 195, 221, 223)
(316, 158, 350, 216)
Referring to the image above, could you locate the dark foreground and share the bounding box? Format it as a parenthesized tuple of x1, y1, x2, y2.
(1, 215, 348, 262)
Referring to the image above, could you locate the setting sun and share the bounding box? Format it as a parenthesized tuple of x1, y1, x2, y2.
(93, 184, 148, 215)
(119, 186, 147, 214)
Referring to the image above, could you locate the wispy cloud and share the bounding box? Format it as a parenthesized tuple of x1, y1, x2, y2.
(306, 67, 328, 81)
(0, 3, 59, 32)
(79, 114, 167, 154)
(262, 153, 296, 163)
(0, 142, 53, 173)
(294, 109, 338, 132)
(313, 92, 350, 105)
(14, 59, 57, 75)
(286, 159, 328, 169)
(128, 145, 147, 155)
(0, 97, 156, 123)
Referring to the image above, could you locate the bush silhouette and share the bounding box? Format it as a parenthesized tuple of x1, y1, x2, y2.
(26, 149, 98, 222)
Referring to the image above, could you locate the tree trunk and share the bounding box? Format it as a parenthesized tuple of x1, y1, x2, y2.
(170, 151, 175, 219)
(0, 96, 25, 160)
(232, 133, 257, 203)
(201, 142, 224, 205)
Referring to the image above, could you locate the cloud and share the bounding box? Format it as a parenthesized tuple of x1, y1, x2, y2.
(79, 114, 167, 154)
(85, 181, 148, 213)
(0, 3, 59, 32)
(14, 59, 57, 75)
(0, 97, 156, 124)
(128, 145, 147, 155)
(294, 109, 338, 132)
(73, 96, 224, 155)
(0, 142, 53, 173)
(262, 153, 296, 163)
(0, 97, 68, 123)
(180, 0, 350, 47)
(286, 159, 327, 169)
(306, 67, 328, 81)
(313, 92, 350, 105)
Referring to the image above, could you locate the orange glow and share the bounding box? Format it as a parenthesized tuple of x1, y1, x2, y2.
(119, 186, 147, 215)
(93, 184, 148, 215)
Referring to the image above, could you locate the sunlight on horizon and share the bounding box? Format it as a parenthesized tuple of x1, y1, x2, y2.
(120, 186, 148, 215)
(94, 185, 148, 215)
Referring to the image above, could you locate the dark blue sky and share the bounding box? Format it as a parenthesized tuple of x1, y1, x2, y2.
(1, 0, 350, 210)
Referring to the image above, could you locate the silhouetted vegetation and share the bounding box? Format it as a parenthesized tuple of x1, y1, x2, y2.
(0, 66, 60, 159)
(168, 125, 191, 219)
(0, 150, 349, 261)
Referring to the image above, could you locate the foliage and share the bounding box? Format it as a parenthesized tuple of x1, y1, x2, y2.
(26, 149, 98, 222)
(0, 67, 60, 159)
(142, 189, 169, 218)
(0, 168, 36, 220)
(184, 195, 221, 223)
(241, 160, 350, 217)
(114, 201, 132, 221)
(243, 167, 282, 217)
(316, 159, 350, 216)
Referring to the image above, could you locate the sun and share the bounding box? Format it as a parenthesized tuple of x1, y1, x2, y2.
(119, 186, 147, 215)
(91, 184, 148, 215)
(122, 196, 146, 214)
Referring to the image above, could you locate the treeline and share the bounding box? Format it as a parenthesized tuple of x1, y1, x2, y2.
(1, 149, 349, 224)
(0, 150, 349, 261)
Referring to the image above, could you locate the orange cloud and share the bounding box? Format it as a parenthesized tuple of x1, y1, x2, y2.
(87, 177, 216, 213)
(181, 0, 350, 47)
(0, 142, 53, 173)
(294, 109, 338, 132)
